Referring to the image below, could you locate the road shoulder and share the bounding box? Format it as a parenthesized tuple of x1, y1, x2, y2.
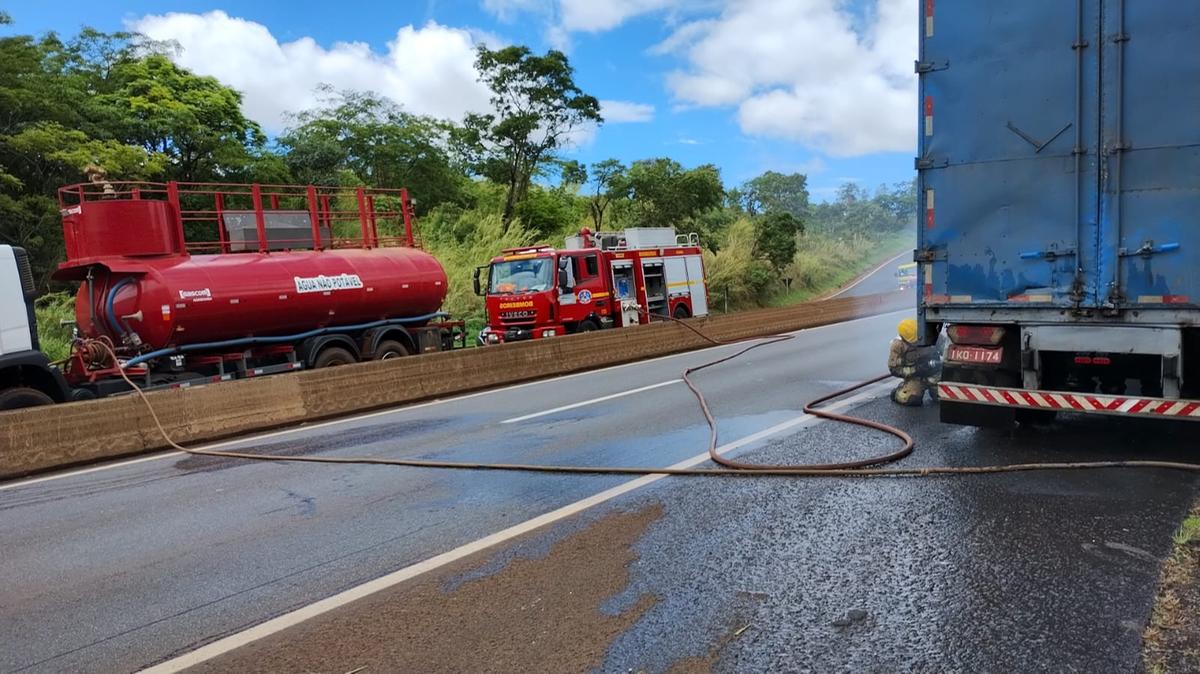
(1143, 502, 1200, 673)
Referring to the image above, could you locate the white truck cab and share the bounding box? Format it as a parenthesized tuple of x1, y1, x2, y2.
(0, 245, 70, 410)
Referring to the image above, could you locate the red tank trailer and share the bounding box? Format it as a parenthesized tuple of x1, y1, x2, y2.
(53, 181, 463, 398)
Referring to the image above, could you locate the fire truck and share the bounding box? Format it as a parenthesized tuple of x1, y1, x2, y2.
(475, 227, 708, 343)
(0, 180, 464, 410)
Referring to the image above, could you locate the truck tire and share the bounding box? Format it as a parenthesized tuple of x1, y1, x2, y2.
(374, 340, 409, 360)
(673, 305, 691, 319)
(0, 387, 55, 411)
(313, 346, 355, 368)
(577, 319, 599, 332)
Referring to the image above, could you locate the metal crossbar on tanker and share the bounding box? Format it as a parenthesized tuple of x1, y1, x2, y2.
(0, 180, 464, 408)
(475, 227, 709, 343)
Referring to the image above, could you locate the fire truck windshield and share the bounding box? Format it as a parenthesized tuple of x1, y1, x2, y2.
(488, 257, 554, 294)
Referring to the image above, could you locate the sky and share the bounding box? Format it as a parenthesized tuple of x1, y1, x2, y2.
(3, 0, 918, 201)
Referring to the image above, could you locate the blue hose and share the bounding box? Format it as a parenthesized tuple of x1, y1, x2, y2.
(106, 277, 135, 338)
(123, 312, 450, 368)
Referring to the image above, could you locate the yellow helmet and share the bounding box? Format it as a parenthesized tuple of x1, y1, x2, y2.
(897, 318, 919, 343)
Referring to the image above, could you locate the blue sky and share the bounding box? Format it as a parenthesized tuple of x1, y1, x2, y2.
(4, 0, 917, 200)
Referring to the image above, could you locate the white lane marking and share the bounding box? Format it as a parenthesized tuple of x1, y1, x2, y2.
(1, 309, 908, 492)
(501, 379, 682, 424)
(139, 381, 891, 673)
(829, 250, 910, 298)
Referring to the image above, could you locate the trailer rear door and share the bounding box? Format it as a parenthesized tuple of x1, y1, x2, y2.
(918, 1, 1101, 308)
(1099, 2, 1200, 308)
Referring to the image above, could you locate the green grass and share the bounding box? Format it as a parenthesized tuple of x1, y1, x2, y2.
(769, 229, 913, 307)
(35, 292, 75, 362)
(1173, 516, 1200, 547)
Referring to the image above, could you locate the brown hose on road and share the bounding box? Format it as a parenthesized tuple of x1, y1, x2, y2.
(97, 312, 1200, 478)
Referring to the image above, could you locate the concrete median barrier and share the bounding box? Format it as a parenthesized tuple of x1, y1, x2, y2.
(0, 292, 910, 479)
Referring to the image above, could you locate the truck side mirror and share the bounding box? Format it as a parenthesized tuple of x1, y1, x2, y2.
(558, 268, 570, 291)
(473, 266, 484, 296)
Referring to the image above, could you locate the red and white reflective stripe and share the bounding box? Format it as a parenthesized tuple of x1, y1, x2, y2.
(924, 96, 934, 136)
(925, 0, 934, 37)
(1137, 295, 1190, 305)
(925, 189, 935, 229)
(938, 383, 1200, 419)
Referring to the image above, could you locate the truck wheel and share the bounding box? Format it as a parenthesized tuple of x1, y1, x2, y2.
(0, 387, 55, 411)
(375, 340, 409, 360)
(313, 346, 355, 368)
(673, 305, 691, 319)
(577, 319, 599, 332)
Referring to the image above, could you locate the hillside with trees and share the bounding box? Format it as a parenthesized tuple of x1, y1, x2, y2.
(0, 21, 914, 349)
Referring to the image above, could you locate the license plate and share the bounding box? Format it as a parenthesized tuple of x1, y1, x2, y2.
(947, 345, 1003, 364)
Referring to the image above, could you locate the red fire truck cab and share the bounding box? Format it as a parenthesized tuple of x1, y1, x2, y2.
(475, 227, 708, 343)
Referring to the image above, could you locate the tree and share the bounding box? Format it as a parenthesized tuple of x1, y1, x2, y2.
(463, 46, 602, 229)
(740, 171, 809, 219)
(278, 89, 465, 213)
(875, 180, 917, 227)
(556, 159, 587, 190)
(754, 211, 804, 271)
(586, 158, 626, 230)
(623, 158, 724, 229)
(514, 184, 587, 239)
(0, 27, 274, 287)
(99, 54, 265, 181)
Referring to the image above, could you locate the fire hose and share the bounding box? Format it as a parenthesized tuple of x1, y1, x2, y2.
(99, 315, 1200, 478)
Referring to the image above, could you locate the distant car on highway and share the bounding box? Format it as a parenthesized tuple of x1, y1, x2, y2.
(896, 262, 917, 291)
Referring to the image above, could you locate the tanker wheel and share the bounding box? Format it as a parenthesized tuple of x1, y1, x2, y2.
(0, 387, 55, 411)
(577, 319, 599, 333)
(375, 340, 409, 360)
(313, 346, 356, 368)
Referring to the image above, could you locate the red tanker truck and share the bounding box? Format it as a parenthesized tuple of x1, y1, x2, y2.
(474, 227, 708, 343)
(0, 180, 463, 408)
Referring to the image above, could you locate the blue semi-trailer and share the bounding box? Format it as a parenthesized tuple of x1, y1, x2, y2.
(915, 2, 1200, 425)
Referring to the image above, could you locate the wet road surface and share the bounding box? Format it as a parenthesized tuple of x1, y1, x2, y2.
(1, 310, 903, 672)
(3, 279, 1196, 671)
(197, 402, 1200, 673)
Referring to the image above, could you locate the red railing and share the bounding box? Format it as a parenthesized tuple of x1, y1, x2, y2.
(58, 181, 420, 255)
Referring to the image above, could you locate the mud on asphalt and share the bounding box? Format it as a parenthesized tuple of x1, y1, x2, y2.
(193, 398, 1200, 673)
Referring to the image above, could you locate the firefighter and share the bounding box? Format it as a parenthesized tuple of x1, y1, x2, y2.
(888, 318, 943, 406)
(83, 163, 116, 197)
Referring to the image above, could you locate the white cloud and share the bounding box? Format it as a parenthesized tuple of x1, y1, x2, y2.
(559, 0, 680, 32)
(600, 99, 655, 123)
(481, 0, 547, 22)
(129, 11, 494, 132)
(657, 0, 917, 157)
(481, 0, 700, 46)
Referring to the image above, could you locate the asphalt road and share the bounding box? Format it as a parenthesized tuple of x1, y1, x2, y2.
(2, 260, 1197, 672)
(1, 305, 906, 673)
(831, 249, 911, 298)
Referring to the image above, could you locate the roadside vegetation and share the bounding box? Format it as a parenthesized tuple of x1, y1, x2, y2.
(34, 293, 74, 361)
(0, 20, 913, 353)
(1144, 503, 1200, 674)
